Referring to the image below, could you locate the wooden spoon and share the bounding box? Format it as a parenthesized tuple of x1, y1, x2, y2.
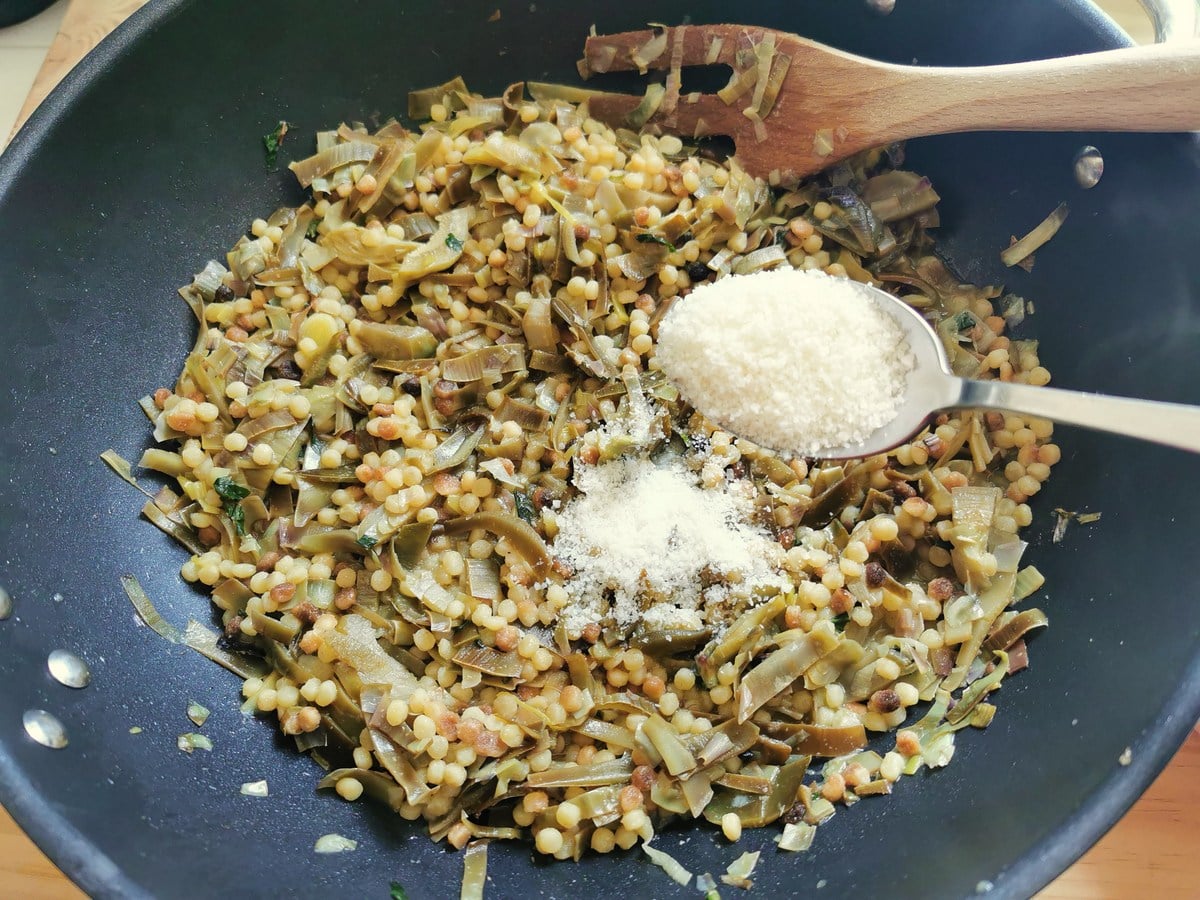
(581, 24, 1200, 183)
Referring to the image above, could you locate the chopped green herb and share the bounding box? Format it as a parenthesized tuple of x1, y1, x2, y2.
(214, 476, 250, 502)
(636, 232, 676, 252)
(215, 476, 250, 536)
(228, 503, 246, 537)
(952, 310, 975, 332)
(263, 120, 289, 167)
(445, 233, 464, 252)
(356, 534, 380, 550)
(514, 492, 537, 524)
(390, 883, 409, 900)
(832, 612, 850, 631)
(306, 218, 321, 240)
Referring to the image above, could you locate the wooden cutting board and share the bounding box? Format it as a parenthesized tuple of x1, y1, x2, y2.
(3, 1, 1196, 898)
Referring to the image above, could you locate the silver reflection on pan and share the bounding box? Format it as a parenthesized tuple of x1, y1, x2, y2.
(47, 650, 91, 689)
(1073, 145, 1104, 189)
(23, 709, 68, 749)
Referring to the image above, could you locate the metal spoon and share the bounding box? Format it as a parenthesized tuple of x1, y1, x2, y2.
(813, 282, 1200, 460)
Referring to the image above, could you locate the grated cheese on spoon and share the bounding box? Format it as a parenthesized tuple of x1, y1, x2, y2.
(655, 268, 914, 456)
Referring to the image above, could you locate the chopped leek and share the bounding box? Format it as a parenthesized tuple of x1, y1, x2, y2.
(182, 620, 269, 679)
(313, 833, 357, 854)
(643, 842, 693, 887)
(460, 841, 488, 900)
(626, 83, 666, 129)
(1001, 202, 1069, 267)
(442, 512, 551, 578)
(355, 323, 437, 360)
(409, 76, 469, 119)
(177, 732, 213, 753)
(637, 714, 696, 776)
(141, 500, 206, 556)
(100, 449, 151, 495)
(986, 608, 1048, 651)
(703, 756, 808, 829)
(720, 851, 760, 890)
(240, 780, 269, 797)
(1052, 508, 1102, 543)
(526, 757, 633, 788)
(453, 642, 523, 678)
(776, 821, 816, 852)
(122, 575, 181, 644)
(735, 625, 839, 723)
(187, 701, 210, 727)
(123, 72, 1062, 872)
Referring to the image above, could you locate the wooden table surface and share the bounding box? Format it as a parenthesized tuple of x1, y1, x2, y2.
(3, 1, 1197, 897)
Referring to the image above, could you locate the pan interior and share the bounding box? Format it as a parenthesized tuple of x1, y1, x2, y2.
(0, 2, 1197, 898)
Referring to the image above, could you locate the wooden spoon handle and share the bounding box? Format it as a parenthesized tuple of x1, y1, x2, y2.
(883, 43, 1200, 139)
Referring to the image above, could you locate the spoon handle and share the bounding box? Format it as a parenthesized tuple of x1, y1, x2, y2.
(890, 42, 1200, 135)
(952, 379, 1200, 454)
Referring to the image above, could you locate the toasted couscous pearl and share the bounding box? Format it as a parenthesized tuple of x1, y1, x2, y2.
(880, 751, 905, 782)
(555, 802, 582, 829)
(721, 813, 742, 842)
(535, 828, 563, 855)
(336, 777, 363, 801)
(314, 680, 337, 707)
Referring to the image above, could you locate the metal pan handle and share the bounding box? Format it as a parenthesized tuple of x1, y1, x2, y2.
(1138, 0, 1198, 41)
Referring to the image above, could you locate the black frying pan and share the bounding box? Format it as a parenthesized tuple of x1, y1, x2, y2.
(0, 1, 54, 28)
(1, 1, 1198, 897)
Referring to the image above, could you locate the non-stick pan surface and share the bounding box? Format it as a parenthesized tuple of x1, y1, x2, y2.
(1, 1, 1198, 897)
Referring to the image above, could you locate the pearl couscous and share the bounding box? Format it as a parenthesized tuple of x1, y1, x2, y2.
(126, 72, 1056, 868)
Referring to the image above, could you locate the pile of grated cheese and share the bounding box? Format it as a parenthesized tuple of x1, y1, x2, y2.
(655, 268, 914, 457)
(552, 456, 786, 636)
